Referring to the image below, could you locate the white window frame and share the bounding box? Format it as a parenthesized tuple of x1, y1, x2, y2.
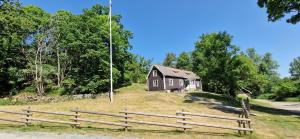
(169, 79, 173, 86)
(153, 80, 159, 87)
(153, 70, 158, 77)
(179, 79, 184, 86)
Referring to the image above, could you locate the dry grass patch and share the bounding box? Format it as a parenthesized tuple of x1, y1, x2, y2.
(0, 84, 299, 139)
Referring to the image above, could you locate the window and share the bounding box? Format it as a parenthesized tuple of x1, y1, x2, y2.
(179, 79, 184, 86)
(196, 81, 200, 87)
(190, 81, 194, 85)
(153, 80, 159, 87)
(169, 79, 173, 86)
(153, 70, 158, 77)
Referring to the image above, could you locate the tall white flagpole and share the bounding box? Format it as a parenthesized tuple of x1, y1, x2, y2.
(109, 0, 113, 103)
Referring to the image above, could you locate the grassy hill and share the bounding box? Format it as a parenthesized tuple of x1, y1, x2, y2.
(0, 84, 300, 139)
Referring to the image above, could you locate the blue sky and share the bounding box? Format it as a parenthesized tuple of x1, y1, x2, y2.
(22, 0, 300, 77)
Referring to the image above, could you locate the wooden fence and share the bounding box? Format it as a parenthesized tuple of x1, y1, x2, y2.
(176, 110, 252, 135)
(120, 109, 192, 133)
(22, 107, 79, 127)
(70, 108, 131, 131)
(0, 109, 31, 124)
(0, 107, 253, 134)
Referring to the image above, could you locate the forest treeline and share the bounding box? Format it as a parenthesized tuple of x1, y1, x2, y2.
(0, 1, 151, 96)
(163, 32, 300, 101)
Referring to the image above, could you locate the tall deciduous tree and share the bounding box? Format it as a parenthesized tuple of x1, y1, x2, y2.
(257, 0, 300, 24)
(163, 53, 176, 67)
(290, 56, 300, 80)
(176, 52, 192, 70)
(192, 32, 240, 95)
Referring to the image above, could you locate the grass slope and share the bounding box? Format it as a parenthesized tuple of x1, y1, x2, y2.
(0, 84, 300, 139)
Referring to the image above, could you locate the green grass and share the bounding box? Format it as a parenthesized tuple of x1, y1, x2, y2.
(0, 84, 299, 139)
(282, 96, 300, 102)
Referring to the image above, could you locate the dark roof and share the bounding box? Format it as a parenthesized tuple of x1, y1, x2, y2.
(152, 65, 200, 80)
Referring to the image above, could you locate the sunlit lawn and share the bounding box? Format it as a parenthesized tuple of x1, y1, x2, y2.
(0, 84, 299, 139)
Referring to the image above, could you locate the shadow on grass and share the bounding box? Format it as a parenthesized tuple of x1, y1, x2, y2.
(185, 92, 300, 116)
(0, 123, 244, 138)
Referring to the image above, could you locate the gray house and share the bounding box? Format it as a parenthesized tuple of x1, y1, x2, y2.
(147, 65, 202, 92)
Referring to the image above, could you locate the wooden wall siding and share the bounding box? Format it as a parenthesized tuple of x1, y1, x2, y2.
(196, 80, 202, 90)
(165, 77, 185, 90)
(148, 67, 164, 91)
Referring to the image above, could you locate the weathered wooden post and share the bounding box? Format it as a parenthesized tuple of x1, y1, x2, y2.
(124, 108, 128, 132)
(73, 107, 79, 128)
(182, 109, 187, 134)
(238, 113, 241, 135)
(25, 106, 31, 126)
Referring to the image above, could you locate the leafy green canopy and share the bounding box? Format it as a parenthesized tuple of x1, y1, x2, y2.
(192, 32, 269, 97)
(0, 1, 151, 96)
(176, 52, 192, 71)
(258, 0, 300, 24)
(290, 56, 300, 80)
(163, 53, 176, 67)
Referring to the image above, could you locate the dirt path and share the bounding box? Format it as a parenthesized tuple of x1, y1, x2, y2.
(255, 99, 300, 114)
(0, 132, 138, 139)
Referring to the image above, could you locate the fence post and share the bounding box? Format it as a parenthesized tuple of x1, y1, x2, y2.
(238, 113, 241, 135)
(182, 109, 187, 134)
(124, 108, 128, 132)
(25, 106, 31, 126)
(73, 107, 79, 128)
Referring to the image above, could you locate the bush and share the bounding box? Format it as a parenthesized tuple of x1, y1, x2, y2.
(272, 78, 299, 101)
(258, 93, 277, 99)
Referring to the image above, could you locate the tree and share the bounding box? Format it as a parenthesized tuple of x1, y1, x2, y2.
(163, 53, 176, 67)
(257, 0, 300, 24)
(192, 32, 240, 96)
(259, 53, 279, 76)
(176, 52, 192, 70)
(0, 1, 37, 95)
(125, 55, 152, 84)
(246, 48, 261, 65)
(290, 56, 300, 80)
(0, 2, 147, 96)
(228, 54, 264, 97)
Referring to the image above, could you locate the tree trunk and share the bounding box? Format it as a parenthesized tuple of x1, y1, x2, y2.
(35, 48, 40, 95)
(57, 46, 61, 87)
(39, 46, 44, 96)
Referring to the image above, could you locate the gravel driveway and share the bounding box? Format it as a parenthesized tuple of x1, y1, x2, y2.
(0, 132, 139, 139)
(255, 99, 300, 114)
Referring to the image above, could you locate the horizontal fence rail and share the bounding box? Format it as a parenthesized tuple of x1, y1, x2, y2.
(122, 119, 191, 129)
(0, 117, 29, 124)
(0, 110, 32, 116)
(177, 121, 253, 131)
(71, 118, 131, 127)
(71, 109, 131, 118)
(120, 111, 191, 119)
(23, 109, 78, 117)
(176, 111, 251, 122)
(22, 117, 79, 125)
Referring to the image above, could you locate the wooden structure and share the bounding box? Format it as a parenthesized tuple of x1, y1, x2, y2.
(70, 108, 131, 131)
(120, 110, 192, 133)
(176, 98, 253, 135)
(147, 65, 202, 92)
(0, 105, 253, 135)
(0, 110, 31, 124)
(22, 107, 79, 127)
